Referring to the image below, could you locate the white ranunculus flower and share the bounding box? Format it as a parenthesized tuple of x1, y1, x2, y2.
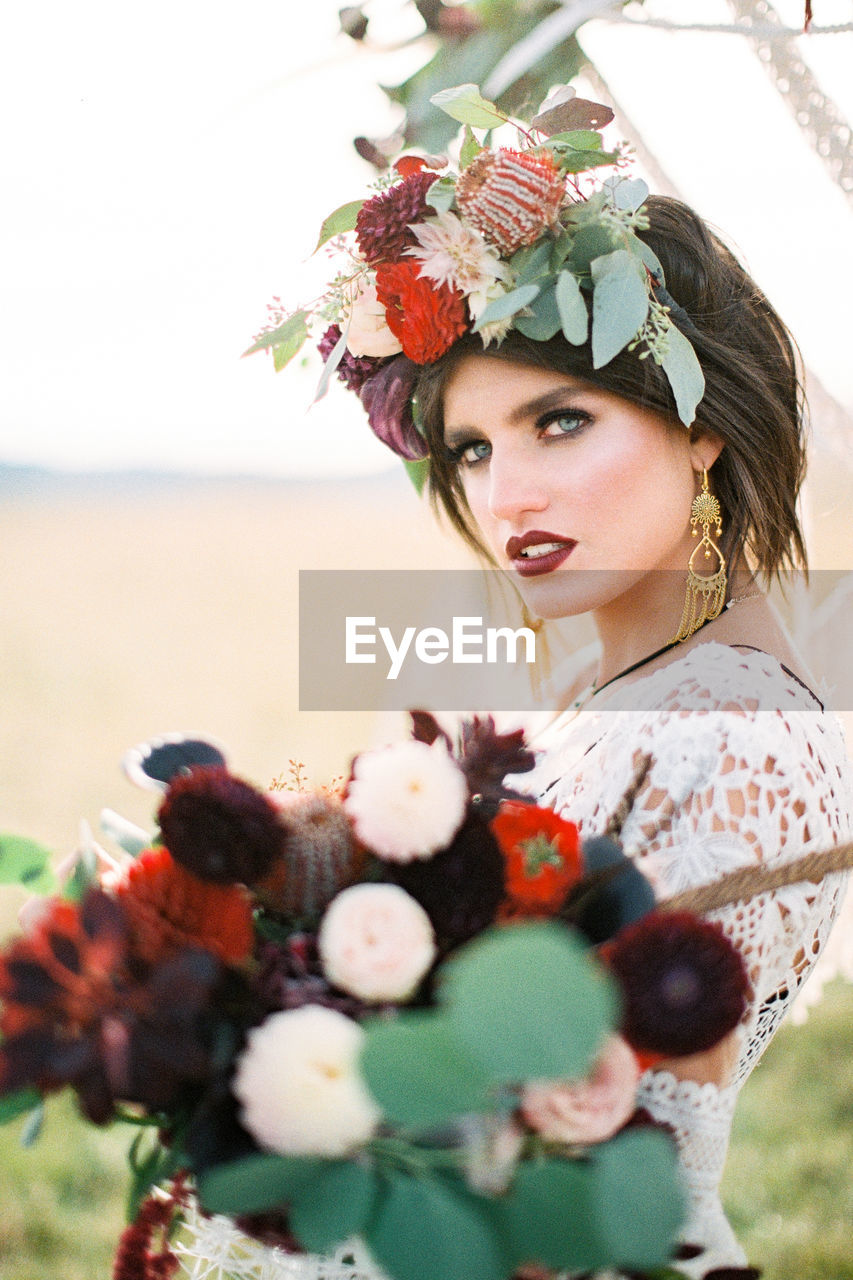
(407, 210, 509, 296)
(344, 739, 468, 863)
(319, 882, 436, 1002)
(232, 1005, 381, 1157)
(468, 279, 515, 347)
(344, 275, 403, 359)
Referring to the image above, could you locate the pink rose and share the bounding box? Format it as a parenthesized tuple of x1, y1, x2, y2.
(520, 1035, 641, 1145)
(345, 276, 403, 359)
(318, 882, 436, 1003)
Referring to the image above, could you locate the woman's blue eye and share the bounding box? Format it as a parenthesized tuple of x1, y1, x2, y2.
(541, 411, 588, 437)
(458, 440, 491, 465)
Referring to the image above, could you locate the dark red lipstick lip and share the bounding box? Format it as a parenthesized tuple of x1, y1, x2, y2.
(506, 530, 576, 577)
(513, 543, 576, 577)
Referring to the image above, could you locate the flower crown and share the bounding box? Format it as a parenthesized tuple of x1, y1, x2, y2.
(249, 84, 705, 482)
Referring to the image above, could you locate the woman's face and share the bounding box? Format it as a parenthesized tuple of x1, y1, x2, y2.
(441, 354, 713, 621)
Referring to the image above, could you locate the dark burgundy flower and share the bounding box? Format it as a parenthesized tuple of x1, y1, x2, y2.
(355, 171, 438, 265)
(317, 323, 382, 394)
(253, 933, 369, 1021)
(384, 810, 505, 945)
(157, 766, 286, 885)
(606, 911, 749, 1058)
(0, 889, 225, 1124)
(356, 354, 426, 459)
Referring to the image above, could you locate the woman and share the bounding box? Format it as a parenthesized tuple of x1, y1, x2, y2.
(184, 109, 853, 1278)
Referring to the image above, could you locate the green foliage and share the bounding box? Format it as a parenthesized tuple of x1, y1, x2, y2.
(472, 283, 540, 331)
(661, 322, 706, 427)
(313, 200, 364, 253)
(514, 281, 562, 341)
(430, 84, 508, 131)
(0, 834, 55, 894)
(289, 1161, 378, 1253)
(402, 456, 430, 495)
(242, 310, 310, 365)
(556, 269, 589, 344)
(590, 249, 649, 368)
(313, 325, 348, 402)
(198, 1152, 330, 1215)
(424, 175, 457, 213)
(441, 922, 617, 1084)
(0, 1088, 42, 1126)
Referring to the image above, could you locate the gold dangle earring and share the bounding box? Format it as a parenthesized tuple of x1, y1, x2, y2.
(670, 468, 727, 643)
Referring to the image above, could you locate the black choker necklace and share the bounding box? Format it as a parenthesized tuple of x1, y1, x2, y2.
(586, 615, 717, 703)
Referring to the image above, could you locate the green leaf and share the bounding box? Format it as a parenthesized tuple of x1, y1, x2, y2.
(313, 324, 349, 402)
(198, 1152, 329, 1216)
(544, 129, 603, 151)
(127, 1129, 178, 1224)
(555, 271, 589, 345)
(403, 457, 430, 495)
(430, 84, 508, 131)
(242, 310, 310, 360)
(460, 124, 483, 168)
(0, 834, 55, 893)
(442, 923, 617, 1085)
(591, 1129, 685, 1270)
(273, 326, 309, 373)
(366, 1170, 508, 1280)
(20, 1098, 45, 1148)
(565, 222, 618, 277)
(498, 1157, 601, 1270)
(313, 199, 364, 253)
(590, 249, 649, 368)
(549, 146, 621, 174)
(660, 321, 706, 427)
(471, 284, 540, 332)
(62, 845, 98, 902)
(608, 176, 649, 213)
(511, 240, 553, 286)
(362, 1013, 492, 1129)
(514, 282, 561, 342)
(0, 1088, 42, 1126)
(290, 1162, 378, 1253)
(424, 175, 456, 214)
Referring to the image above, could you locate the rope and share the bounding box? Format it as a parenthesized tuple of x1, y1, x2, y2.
(660, 841, 853, 915)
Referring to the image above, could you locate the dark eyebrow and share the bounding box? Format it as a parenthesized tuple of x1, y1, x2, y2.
(443, 380, 595, 447)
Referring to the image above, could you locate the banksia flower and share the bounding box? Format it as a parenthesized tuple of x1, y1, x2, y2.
(256, 792, 363, 918)
(355, 171, 438, 265)
(456, 148, 565, 255)
(157, 766, 286, 885)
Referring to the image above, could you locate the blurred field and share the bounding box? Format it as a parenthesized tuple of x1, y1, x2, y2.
(1, 472, 852, 1279)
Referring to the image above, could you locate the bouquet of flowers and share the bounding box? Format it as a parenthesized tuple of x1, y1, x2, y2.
(0, 715, 756, 1280)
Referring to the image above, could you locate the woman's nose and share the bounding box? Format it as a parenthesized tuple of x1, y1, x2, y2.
(487, 448, 549, 521)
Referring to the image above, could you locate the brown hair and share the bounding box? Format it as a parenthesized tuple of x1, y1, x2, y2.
(415, 196, 808, 580)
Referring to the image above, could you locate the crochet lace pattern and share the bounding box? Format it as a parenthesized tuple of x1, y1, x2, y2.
(175, 642, 853, 1280)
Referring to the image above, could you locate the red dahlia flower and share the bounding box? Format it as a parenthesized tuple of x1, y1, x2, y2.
(116, 845, 254, 966)
(492, 801, 582, 918)
(374, 261, 468, 364)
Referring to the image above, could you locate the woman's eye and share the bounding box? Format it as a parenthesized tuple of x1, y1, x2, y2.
(540, 410, 589, 438)
(455, 439, 491, 466)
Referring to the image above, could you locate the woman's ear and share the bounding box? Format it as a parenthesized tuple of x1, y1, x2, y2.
(688, 428, 724, 473)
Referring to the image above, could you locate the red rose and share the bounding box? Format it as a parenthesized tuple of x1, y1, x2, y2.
(374, 260, 468, 364)
(491, 801, 582, 918)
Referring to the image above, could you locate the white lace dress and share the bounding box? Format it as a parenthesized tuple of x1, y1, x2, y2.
(523, 640, 853, 1273)
(177, 642, 853, 1279)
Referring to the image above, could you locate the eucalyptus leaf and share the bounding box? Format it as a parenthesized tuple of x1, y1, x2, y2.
(556, 148, 620, 175)
(460, 125, 483, 169)
(606, 176, 649, 213)
(660, 321, 706, 427)
(498, 1157, 600, 1270)
(442, 923, 617, 1085)
(555, 271, 589, 345)
(361, 1013, 492, 1129)
(511, 240, 553, 285)
(543, 129, 603, 151)
(590, 250, 649, 368)
(313, 199, 364, 253)
(0, 833, 55, 892)
(273, 327, 309, 373)
(514, 282, 561, 342)
(243, 310, 310, 360)
(289, 1162, 378, 1253)
(313, 324, 349, 402)
(366, 1170, 508, 1280)
(472, 284, 540, 332)
(591, 1129, 685, 1270)
(403, 456, 430, 495)
(632, 235, 665, 282)
(424, 176, 457, 214)
(430, 84, 508, 131)
(198, 1152, 329, 1216)
(565, 223, 618, 277)
(0, 1088, 42, 1125)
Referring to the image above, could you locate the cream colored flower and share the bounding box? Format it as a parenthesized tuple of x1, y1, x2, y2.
(520, 1035, 641, 1145)
(344, 275, 403, 359)
(407, 210, 509, 296)
(319, 882, 436, 1003)
(468, 279, 515, 347)
(344, 739, 468, 863)
(232, 1005, 381, 1157)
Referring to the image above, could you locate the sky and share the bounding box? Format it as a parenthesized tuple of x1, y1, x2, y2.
(2, 0, 853, 478)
